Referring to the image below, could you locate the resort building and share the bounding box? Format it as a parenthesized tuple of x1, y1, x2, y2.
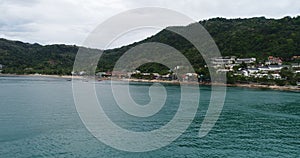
(211, 56, 236, 65)
(235, 58, 256, 64)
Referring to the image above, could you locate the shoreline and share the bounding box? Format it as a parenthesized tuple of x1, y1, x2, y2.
(0, 73, 83, 79)
(118, 78, 300, 91)
(1, 73, 299, 92)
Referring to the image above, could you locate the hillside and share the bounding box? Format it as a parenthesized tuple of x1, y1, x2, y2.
(0, 40, 78, 74)
(1, 16, 300, 74)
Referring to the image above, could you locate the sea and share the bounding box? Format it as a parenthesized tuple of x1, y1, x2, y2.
(0, 76, 299, 157)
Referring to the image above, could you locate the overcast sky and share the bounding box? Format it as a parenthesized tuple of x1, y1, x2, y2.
(1, 0, 300, 49)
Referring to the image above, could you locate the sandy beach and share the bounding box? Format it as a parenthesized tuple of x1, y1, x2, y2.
(113, 78, 300, 91)
(1, 74, 299, 91)
(0, 73, 83, 79)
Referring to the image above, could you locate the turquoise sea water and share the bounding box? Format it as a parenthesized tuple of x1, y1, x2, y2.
(0, 76, 299, 157)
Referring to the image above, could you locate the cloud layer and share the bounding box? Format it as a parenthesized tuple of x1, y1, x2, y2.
(1, 0, 300, 48)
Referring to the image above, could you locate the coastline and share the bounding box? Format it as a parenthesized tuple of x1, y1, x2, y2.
(0, 73, 83, 79)
(226, 83, 300, 91)
(119, 78, 300, 92)
(1, 73, 299, 92)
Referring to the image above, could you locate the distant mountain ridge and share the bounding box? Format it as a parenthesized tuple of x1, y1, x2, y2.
(1, 16, 300, 74)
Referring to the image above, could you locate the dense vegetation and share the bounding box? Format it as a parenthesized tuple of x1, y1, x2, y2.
(0, 40, 78, 74)
(1, 16, 300, 75)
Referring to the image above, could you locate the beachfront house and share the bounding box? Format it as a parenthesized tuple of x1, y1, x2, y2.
(111, 71, 129, 78)
(183, 73, 198, 82)
(152, 73, 160, 79)
(161, 74, 172, 80)
(96, 72, 106, 78)
(79, 71, 86, 76)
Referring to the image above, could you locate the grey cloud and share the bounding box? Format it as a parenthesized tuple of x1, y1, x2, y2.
(1, 0, 39, 6)
(0, 0, 299, 48)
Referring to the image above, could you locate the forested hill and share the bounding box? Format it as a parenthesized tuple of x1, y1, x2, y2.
(1, 16, 300, 74)
(0, 39, 78, 74)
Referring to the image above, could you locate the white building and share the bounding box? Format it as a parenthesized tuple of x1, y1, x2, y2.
(141, 73, 151, 76)
(268, 65, 283, 71)
(152, 73, 160, 77)
(247, 68, 259, 74)
(270, 74, 281, 79)
(79, 71, 86, 75)
(211, 56, 236, 65)
(236, 58, 256, 64)
(258, 66, 270, 71)
(291, 63, 300, 68)
(258, 65, 283, 72)
(294, 70, 300, 73)
(216, 69, 230, 73)
(241, 70, 249, 76)
(96, 72, 106, 77)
